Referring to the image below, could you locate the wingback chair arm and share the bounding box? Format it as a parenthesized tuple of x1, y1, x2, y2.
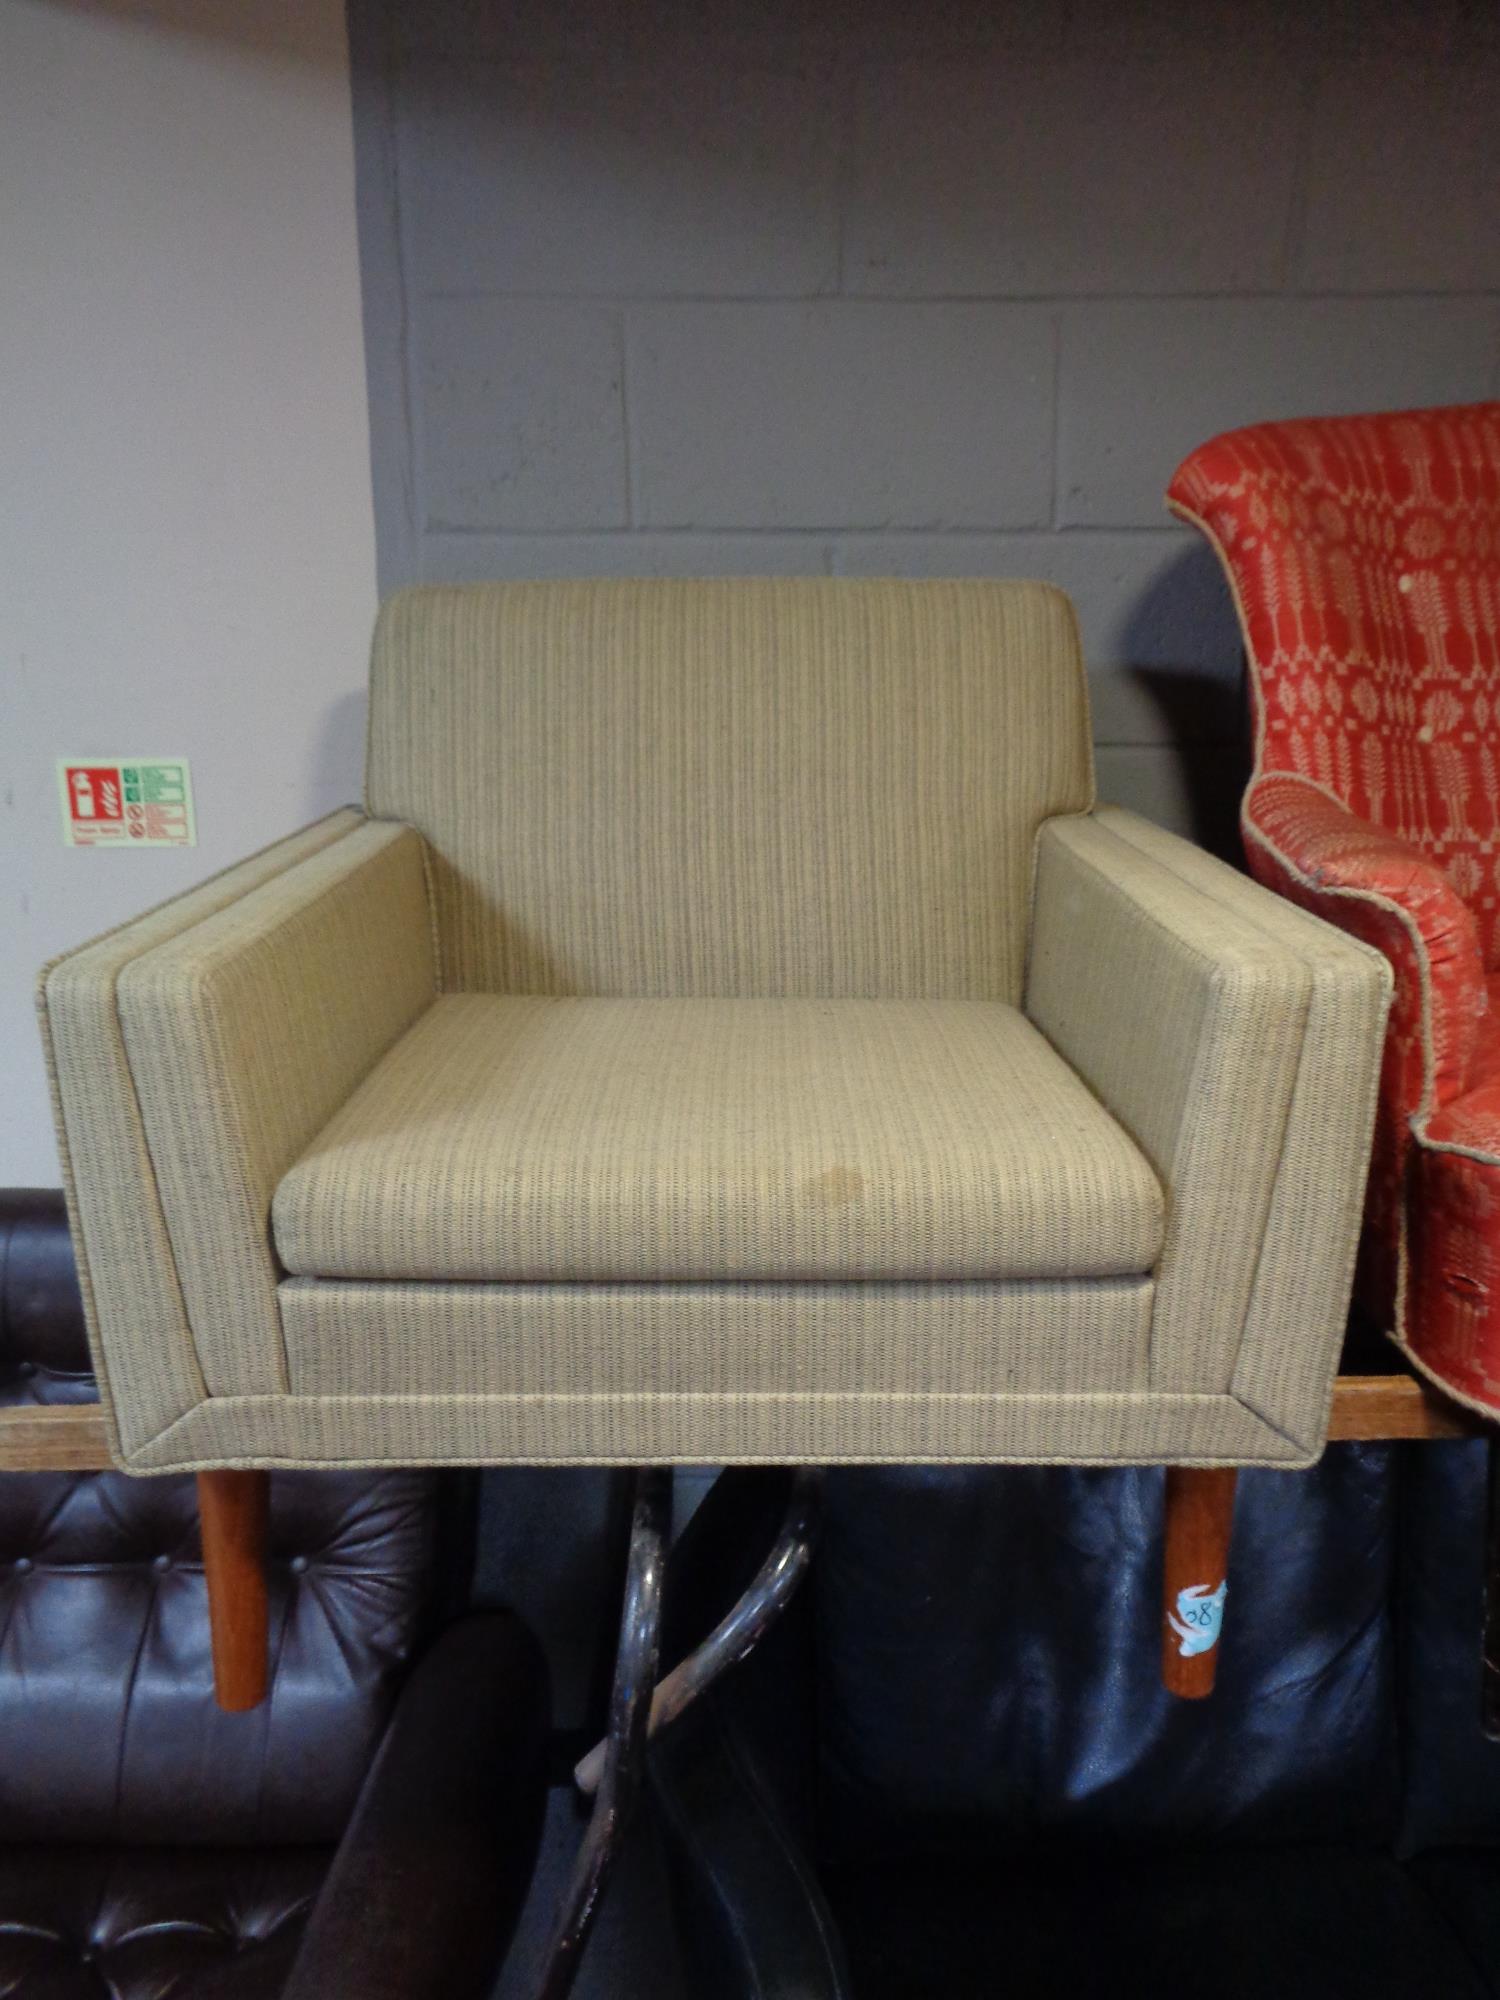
(1027, 808, 1390, 1452)
(41, 814, 438, 1455)
(1244, 772, 1487, 1124)
(281, 1612, 550, 2000)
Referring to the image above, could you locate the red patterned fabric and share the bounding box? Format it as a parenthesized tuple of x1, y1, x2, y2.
(1169, 403, 1500, 1414)
(1242, 770, 1487, 1319)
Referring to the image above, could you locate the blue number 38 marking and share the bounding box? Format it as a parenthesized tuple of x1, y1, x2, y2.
(1168, 1580, 1227, 1658)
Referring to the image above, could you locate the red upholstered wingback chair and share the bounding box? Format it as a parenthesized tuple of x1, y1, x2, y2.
(1168, 403, 1500, 1415)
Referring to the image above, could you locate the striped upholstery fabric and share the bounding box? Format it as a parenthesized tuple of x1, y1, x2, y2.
(37, 811, 364, 1457)
(279, 1279, 1154, 1402)
(1090, 808, 1391, 1450)
(273, 996, 1164, 1283)
(367, 579, 1093, 1003)
(37, 579, 1391, 1472)
(115, 824, 436, 1399)
(1029, 815, 1312, 1395)
(129, 1381, 1279, 1474)
(1028, 811, 1390, 1442)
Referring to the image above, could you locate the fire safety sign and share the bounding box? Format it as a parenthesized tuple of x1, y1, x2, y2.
(57, 758, 196, 848)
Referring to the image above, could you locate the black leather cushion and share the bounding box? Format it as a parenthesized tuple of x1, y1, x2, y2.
(814, 1454, 1399, 1860)
(0, 1469, 439, 1844)
(644, 1462, 1500, 2000)
(0, 1190, 93, 1407)
(0, 1845, 327, 1998)
(0, 1190, 542, 2000)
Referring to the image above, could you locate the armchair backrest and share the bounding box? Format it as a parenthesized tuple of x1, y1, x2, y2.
(366, 578, 1092, 1002)
(1167, 403, 1500, 953)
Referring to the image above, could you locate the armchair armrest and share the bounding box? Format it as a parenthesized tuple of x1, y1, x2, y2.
(40, 811, 365, 1457)
(282, 1613, 550, 2000)
(1027, 809, 1390, 1453)
(112, 820, 436, 1409)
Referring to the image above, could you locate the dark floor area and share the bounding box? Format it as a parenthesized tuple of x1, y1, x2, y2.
(496, 1812, 1500, 2000)
(825, 1846, 1499, 2000)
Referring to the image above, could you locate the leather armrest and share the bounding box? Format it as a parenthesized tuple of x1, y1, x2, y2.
(282, 1612, 551, 2000)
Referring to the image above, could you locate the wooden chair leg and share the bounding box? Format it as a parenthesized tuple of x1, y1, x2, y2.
(1162, 1466, 1237, 1699)
(198, 1470, 270, 1712)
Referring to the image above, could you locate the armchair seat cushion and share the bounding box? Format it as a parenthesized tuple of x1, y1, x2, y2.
(272, 996, 1164, 1285)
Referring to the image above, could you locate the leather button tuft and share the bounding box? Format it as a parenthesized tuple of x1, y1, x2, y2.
(289, 1555, 309, 1576)
(152, 1554, 172, 1573)
(16, 1360, 35, 1378)
(13, 1556, 33, 1574)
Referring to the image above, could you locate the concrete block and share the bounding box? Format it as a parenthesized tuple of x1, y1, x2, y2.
(1059, 298, 1500, 527)
(403, 55, 838, 297)
(845, 55, 1298, 296)
(1298, 59, 1500, 292)
(630, 303, 1055, 529)
(419, 299, 627, 530)
(419, 532, 831, 580)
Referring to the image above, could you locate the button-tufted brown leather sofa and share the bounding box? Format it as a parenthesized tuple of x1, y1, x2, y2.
(0, 1190, 550, 1999)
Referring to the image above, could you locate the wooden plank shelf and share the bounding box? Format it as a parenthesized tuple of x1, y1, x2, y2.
(0, 1402, 113, 1471)
(1326, 1372, 1483, 1442)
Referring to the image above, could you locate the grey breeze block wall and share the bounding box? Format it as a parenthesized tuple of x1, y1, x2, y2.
(348, 0, 1500, 859)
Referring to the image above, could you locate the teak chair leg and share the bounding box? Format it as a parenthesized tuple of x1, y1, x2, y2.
(1162, 1466, 1237, 1699)
(197, 1470, 270, 1712)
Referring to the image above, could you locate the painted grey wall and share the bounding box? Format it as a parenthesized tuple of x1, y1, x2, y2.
(347, 0, 1500, 859)
(1, 0, 377, 1185)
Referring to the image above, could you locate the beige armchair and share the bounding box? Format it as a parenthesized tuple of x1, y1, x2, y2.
(41, 580, 1389, 1712)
